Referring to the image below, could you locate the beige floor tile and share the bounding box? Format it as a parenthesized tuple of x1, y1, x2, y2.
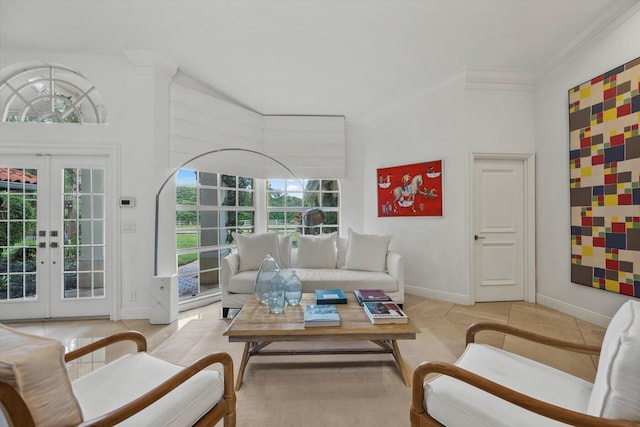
(419, 317, 470, 357)
(508, 302, 579, 333)
(42, 319, 128, 341)
(445, 302, 511, 326)
(403, 297, 453, 324)
(402, 326, 460, 374)
(575, 318, 606, 346)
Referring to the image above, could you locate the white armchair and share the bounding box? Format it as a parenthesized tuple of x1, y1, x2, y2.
(411, 300, 640, 426)
(0, 325, 236, 426)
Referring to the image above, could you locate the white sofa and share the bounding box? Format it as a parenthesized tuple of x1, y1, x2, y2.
(221, 231, 404, 318)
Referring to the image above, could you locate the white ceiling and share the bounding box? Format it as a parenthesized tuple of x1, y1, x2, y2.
(1, 0, 637, 119)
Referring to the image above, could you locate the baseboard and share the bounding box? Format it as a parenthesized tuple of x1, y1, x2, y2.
(536, 294, 611, 328)
(119, 307, 151, 320)
(405, 285, 472, 305)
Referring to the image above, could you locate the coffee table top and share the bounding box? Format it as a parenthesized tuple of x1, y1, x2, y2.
(223, 293, 419, 342)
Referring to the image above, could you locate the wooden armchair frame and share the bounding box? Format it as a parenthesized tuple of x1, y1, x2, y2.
(0, 331, 236, 427)
(410, 322, 638, 427)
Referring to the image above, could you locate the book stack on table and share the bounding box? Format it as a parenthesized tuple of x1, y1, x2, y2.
(362, 301, 408, 325)
(315, 289, 347, 305)
(304, 304, 341, 327)
(353, 289, 392, 305)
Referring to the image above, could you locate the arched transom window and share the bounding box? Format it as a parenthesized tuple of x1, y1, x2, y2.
(0, 65, 108, 124)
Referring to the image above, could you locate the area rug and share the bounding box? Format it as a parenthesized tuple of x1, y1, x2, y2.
(151, 318, 445, 427)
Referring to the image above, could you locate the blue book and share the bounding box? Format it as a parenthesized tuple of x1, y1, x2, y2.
(315, 289, 347, 304)
(304, 304, 341, 327)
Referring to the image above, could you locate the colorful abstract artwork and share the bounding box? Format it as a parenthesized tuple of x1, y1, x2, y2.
(568, 57, 640, 298)
(377, 160, 442, 217)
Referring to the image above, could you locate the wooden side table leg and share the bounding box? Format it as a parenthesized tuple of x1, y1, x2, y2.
(391, 339, 412, 387)
(235, 342, 251, 391)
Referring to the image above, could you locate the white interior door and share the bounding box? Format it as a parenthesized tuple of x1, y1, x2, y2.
(473, 158, 525, 302)
(0, 155, 111, 320)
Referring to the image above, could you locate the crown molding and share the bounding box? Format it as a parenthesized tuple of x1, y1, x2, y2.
(536, 0, 640, 83)
(464, 67, 536, 91)
(122, 49, 178, 77)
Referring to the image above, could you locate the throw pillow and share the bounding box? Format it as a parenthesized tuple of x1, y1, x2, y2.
(587, 300, 640, 421)
(232, 232, 281, 272)
(344, 228, 391, 272)
(0, 324, 84, 427)
(295, 232, 337, 269)
(336, 235, 349, 269)
(278, 234, 292, 269)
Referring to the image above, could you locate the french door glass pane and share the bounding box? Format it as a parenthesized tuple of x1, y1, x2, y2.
(0, 168, 38, 300)
(62, 168, 105, 299)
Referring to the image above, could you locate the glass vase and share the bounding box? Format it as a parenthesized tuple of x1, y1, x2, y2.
(268, 271, 286, 314)
(255, 253, 280, 305)
(285, 270, 302, 306)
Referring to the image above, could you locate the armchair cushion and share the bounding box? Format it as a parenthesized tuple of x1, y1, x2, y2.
(425, 343, 593, 427)
(0, 324, 83, 427)
(587, 299, 640, 420)
(72, 352, 224, 426)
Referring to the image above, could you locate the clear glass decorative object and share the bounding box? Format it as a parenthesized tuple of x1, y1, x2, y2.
(268, 271, 286, 314)
(285, 270, 303, 306)
(255, 253, 280, 305)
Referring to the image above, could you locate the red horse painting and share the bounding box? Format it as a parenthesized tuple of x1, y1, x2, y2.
(377, 160, 443, 217)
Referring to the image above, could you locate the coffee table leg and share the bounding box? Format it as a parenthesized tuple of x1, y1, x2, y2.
(235, 342, 251, 391)
(391, 339, 412, 387)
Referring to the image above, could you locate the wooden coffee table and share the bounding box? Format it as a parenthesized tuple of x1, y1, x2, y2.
(223, 293, 420, 390)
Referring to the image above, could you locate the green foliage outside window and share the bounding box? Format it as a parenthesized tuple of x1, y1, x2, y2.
(0, 195, 37, 247)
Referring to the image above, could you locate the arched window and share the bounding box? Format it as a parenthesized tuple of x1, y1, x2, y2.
(0, 65, 108, 123)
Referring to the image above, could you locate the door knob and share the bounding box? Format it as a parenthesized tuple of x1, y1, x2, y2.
(474, 235, 486, 240)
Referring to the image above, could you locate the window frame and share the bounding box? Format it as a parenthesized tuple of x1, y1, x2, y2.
(266, 179, 340, 242)
(0, 65, 108, 124)
(175, 170, 255, 300)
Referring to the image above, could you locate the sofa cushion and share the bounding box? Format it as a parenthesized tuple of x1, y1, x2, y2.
(587, 299, 640, 420)
(425, 343, 593, 427)
(232, 232, 281, 272)
(0, 324, 84, 427)
(295, 268, 398, 293)
(72, 352, 223, 426)
(344, 229, 391, 272)
(278, 234, 292, 268)
(295, 232, 337, 269)
(228, 268, 398, 295)
(336, 236, 348, 269)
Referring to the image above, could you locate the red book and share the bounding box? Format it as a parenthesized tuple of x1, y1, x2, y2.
(354, 289, 392, 305)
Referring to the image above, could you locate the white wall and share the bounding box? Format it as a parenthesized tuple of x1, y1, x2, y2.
(535, 7, 640, 325)
(339, 123, 366, 233)
(356, 72, 535, 303)
(0, 49, 174, 320)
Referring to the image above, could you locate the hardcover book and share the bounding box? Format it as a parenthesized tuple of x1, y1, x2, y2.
(304, 304, 341, 327)
(315, 289, 347, 304)
(362, 301, 408, 325)
(354, 289, 392, 305)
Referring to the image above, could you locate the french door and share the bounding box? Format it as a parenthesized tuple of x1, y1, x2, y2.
(0, 154, 111, 320)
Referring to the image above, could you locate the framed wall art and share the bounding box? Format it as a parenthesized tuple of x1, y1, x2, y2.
(377, 160, 443, 217)
(568, 56, 640, 298)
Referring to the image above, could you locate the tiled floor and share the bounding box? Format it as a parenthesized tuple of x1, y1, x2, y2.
(5, 294, 607, 382)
